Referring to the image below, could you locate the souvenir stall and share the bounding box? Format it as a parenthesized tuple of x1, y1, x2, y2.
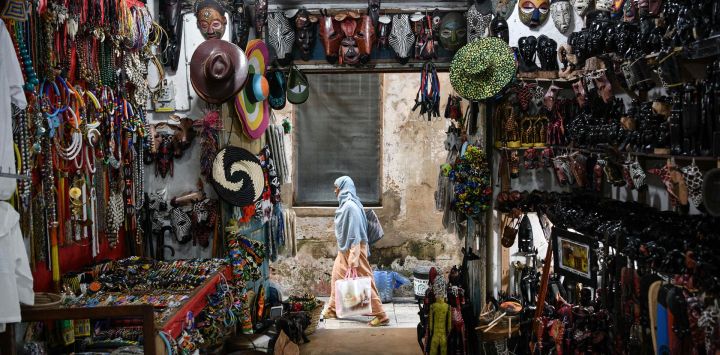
(1, 0, 720, 353)
(433, 0, 720, 354)
(0, 0, 299, 350)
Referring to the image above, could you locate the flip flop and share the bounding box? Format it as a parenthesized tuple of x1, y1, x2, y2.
(368, 316, 390, 327)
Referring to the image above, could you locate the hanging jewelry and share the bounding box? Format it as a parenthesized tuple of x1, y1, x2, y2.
(681, 160, 704, 208)
(106, 185, 124, 248)
(14, 22, 39, 91)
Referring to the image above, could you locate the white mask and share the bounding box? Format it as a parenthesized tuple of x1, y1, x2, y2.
(571, 0, 593, 16)
(551, 0, 573, 33)
(595, 0, 612, 11)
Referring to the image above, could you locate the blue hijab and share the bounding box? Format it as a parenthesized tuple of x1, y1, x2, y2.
(334, 176, 368, 252)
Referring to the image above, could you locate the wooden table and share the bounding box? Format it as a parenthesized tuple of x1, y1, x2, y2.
(0, 266, 232, 355)
(1, 305, 156, 355)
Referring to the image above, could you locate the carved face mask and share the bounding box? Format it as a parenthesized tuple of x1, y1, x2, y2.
(355, 16, 376, 64)
(388, 14, 415, 64)
(622, 0, 636, 22)
(611, 0, 625, 18)
(319, 12, 343, 64)
(595, 0, 612, 11)
(439, 12, 467, 51)
(490, 16, 510, 43)
(232, 0, 249, 50)
(267, 12, 295, 65)
(492, 0, 519, 19)
(368, 0, 381, 27)
(339, 16, 359, 65)
(294, 10, 317, 61)
(571, 0, 592, 16)
(340, 37, 360, 65)
(551, 0, 572, 33)
(195, 0, 227, 40)
(466, 4, 492, 42)
(519, 0, 550, 28)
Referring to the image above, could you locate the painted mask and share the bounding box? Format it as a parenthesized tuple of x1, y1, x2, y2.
(294, 9, 318, 61)
(490, 16, 510, 43)
(355, 16, 376, 64)
(571, 0, 593, 16)
(319, 12, 343, 64)
(519, 0, 550, 28)
(267, 12, 295, 65)
(466, 4, 492, 42)
(340, 37, 360, 65)
(339, 16, 359, 65)
(595, 0, 613, 12)
(611, 0, 625, 18)
(550, 0, 572, 33)
(195, 0, 227, 40)
(439, 12, 467, 51)
(622, 0, 637, 22)
(492, 0, 519, 19)
(388, 14, 415, 64)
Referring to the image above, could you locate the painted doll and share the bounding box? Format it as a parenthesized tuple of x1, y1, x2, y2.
(429, 275, 451, 355)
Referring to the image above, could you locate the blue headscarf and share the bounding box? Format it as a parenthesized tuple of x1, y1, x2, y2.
(334, 176, 368, 252)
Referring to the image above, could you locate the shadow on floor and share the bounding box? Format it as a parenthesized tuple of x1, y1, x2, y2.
(300, 328, 422, 355)
(319, 297, 420, 330)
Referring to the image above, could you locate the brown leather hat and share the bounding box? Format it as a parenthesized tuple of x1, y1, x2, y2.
(190, 39, 249, 104)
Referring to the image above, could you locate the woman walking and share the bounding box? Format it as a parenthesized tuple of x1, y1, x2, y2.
(323, 176, 389, 326)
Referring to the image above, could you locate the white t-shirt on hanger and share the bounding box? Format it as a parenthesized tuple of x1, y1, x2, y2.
(0, 18, 28, 201)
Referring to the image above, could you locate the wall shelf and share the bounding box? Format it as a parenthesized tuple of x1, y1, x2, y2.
(494, 146, 719, 162)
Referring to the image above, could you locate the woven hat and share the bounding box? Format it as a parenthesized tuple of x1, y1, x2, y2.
(234, 39, 271, 140)
(703, 168, 720, 217)
(190, 39, 249, 104)
(450, 37, 516, 100)
(210, 146, 265, 207)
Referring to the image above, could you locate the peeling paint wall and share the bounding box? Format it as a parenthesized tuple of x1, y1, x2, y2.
(270, 73, 466, 297)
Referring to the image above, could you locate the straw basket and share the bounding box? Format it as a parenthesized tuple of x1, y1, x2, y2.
(21, 292, 62, 309)
(304, 300, 324, 336)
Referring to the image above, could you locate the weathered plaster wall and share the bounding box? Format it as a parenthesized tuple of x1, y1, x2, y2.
(270, 72, 465, 297)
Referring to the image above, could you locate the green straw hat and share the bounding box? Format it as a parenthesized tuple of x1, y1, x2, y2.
(450, 37, 516, 100)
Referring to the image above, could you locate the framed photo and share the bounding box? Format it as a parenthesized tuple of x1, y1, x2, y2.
(551, 228, 597, 287)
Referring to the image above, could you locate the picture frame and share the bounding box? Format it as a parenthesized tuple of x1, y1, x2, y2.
(551, 227, 597, 287)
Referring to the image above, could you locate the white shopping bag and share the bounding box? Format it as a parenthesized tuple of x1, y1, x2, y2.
(335, 269, 372, 318)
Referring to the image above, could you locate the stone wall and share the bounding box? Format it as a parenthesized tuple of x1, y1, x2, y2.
(270, 72, 465, 297)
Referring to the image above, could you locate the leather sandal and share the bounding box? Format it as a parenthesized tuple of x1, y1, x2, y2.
(368, 316, 390, 327)
(322, 309, 337, 319)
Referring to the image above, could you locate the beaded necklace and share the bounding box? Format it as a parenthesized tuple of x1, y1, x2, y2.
(13, 21, 39, 91)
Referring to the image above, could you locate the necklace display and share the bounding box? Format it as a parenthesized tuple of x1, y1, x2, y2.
(6, 0, 157, 274)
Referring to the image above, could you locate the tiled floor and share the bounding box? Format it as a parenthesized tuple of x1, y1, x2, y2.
(318, 297, 421, 329)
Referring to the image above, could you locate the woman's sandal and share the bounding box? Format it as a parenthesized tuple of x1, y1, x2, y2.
(322, 309, 337, 319)
(368, 316, 390, 327)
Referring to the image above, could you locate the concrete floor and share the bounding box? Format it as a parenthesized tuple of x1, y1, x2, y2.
(299, 328, 422, 355)
(319, 297, 420, 329)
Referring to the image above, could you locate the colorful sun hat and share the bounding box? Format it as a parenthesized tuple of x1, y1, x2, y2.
(235, 39, 271, 139)
(450, 37, 516, 100)
(210, 146, 265, 207)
